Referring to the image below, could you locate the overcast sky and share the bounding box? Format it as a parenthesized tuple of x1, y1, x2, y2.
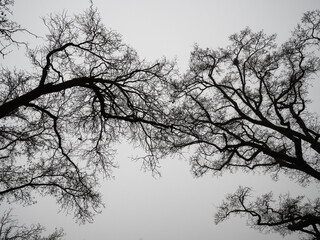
(3, 1, 320, 240)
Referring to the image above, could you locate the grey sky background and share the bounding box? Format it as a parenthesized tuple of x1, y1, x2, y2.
(2, 1, 320, 239)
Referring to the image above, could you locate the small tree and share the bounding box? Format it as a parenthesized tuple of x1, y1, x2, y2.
(163, 10, 320, 239)
(0, 3, 174, 222)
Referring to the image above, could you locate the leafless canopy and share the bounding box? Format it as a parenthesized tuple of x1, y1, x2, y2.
(1, 1, 319, 238)
(161, 10, 320, 239)
(0, 5, 174, 222)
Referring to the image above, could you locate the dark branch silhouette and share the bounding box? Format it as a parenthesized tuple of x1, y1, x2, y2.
(2, 1, 320, 239)
(161, 10, 320, 240)
(0, 0, 35, 57)
(0, 209, 65, 239)
(0, 4, 175, 223)
(215, 187, 320, 239)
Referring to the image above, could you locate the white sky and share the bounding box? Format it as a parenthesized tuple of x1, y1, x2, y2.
(2, 0, 320, 240)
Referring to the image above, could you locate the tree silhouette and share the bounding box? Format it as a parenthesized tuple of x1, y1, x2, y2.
(162, 10, 320, 239)
(0, 210, 65, 240)
(0, 3, 174, 222)
(2, 1, 320, 239)
(215, 187, 320, 239)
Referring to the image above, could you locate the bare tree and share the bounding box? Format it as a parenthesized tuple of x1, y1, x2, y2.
(0, 3, 174, 223)
(162, 10, 320, 239)
(0, 210, 65, 240)
(215, 187, 320, 239)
